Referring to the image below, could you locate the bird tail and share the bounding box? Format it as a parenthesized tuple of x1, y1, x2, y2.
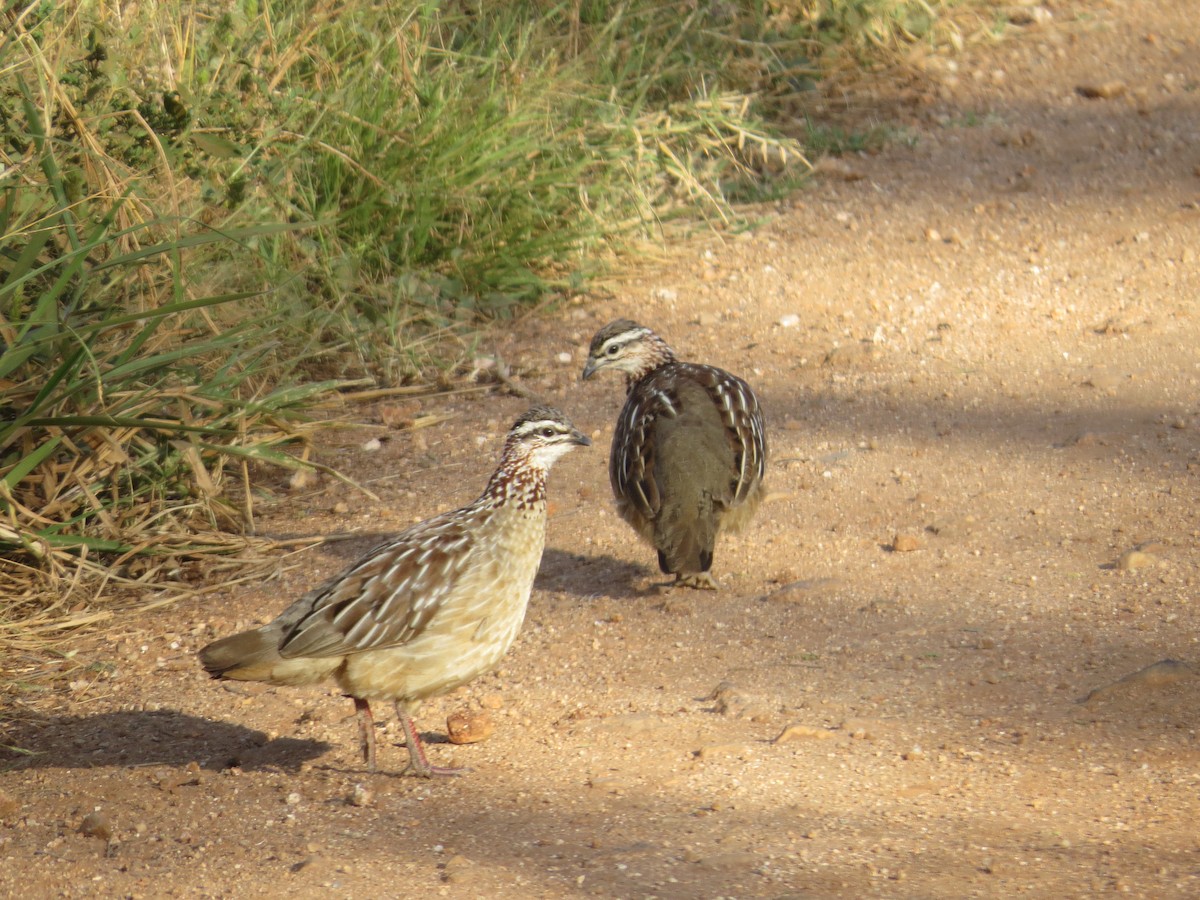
(199, 629, 277, 679)
(199, 625, 342, 686)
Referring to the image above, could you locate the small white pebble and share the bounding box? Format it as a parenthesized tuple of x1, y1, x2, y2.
(778, 313, 801, 328)
(361, 437, 382, 452)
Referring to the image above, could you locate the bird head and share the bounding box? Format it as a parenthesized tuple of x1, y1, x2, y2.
(507, 405, 591, 471)
(581, 319, 675, 382)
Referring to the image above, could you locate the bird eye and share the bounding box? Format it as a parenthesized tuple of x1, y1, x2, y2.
(541, 427, 556, 438)
(606, 344, 620, 356)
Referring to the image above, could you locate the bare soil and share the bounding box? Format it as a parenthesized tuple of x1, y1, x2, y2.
(4, 1, 1200, 896)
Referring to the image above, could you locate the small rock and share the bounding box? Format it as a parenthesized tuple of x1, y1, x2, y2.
(902, 746, 925, 761)
(79, 810, 113, 841)
(446, 710, 495, 744)
(1117, 549, 1156, 570)
(361, 437, 383, 452)
(1076, 81, 1126, 99)
(778, 313, 801, 328)
(348, 783, 373, 807)
(696, 311, 720, 327)
(891, 533, 924, 552)
(0, 790, 18, 819)
(774, 723, 838, 743)
(478, 692, 504, 710)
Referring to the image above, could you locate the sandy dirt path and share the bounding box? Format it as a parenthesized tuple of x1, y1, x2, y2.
(3, 1, 1199, 896)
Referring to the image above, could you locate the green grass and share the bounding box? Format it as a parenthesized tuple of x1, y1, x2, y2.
(801, 117, 914, 156)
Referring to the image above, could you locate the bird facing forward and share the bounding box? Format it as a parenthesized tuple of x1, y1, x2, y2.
(199, 406, 590, 776)
(582, 319, 766, 589)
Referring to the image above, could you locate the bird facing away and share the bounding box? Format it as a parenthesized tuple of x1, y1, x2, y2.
(582, 319, 767, 589)
(199, 406, 590, 776)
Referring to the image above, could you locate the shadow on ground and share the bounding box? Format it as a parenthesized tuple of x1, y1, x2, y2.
(0, 708, 330, 772)
(536, 547, 659, 599)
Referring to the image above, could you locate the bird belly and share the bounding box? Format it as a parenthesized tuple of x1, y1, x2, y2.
(236, 656, 343, 687)
(338, 512, 543, 703)
(337, 630, 503, 702)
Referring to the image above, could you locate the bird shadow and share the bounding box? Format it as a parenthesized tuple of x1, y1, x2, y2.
(536, 547, 660, 600)
(0, 708, 331, 773)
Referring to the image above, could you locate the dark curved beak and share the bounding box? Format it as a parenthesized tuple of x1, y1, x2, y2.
(570, 428, 592, 447)
(581, 359, 600, 381)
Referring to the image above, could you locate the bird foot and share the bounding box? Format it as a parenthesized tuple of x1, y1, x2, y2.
(674, 571, 720, 591)
(397, 705, 471, 778)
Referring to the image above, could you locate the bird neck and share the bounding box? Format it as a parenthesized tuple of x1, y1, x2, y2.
(480, 452, 547, 510)
(624, 334, 677, 390)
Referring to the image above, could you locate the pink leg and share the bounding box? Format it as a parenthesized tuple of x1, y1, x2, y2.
(353, 697, 377, 772)
(395, 702, 469, 778)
